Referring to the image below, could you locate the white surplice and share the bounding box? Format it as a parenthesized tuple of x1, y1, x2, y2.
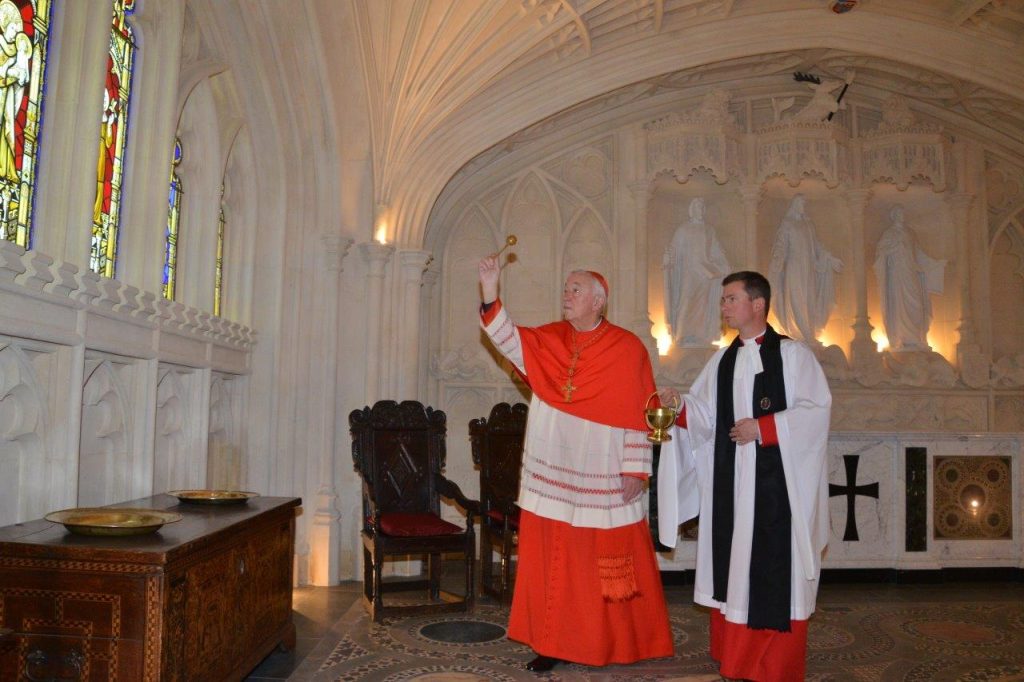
(657, 336, 832, 623)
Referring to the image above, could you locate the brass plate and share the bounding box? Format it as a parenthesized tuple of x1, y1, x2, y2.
(45, 508, 183, 536)
(167, 490, 260, 505)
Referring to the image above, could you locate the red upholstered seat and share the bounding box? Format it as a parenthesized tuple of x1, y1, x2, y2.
(379, 512, 463, 537)
(486, 508, 520, 530)
(350, 400, 478, 622)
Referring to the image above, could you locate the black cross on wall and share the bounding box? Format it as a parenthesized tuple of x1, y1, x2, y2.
(829, 454, 880, 541)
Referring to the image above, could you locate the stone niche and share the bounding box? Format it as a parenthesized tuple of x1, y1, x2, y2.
(640, 90, 1023, 435)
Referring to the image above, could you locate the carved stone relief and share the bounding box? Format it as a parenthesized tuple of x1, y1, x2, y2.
(79, 358, 132, 507)
(208, 373, 242, 490)
(504, 173, 559, 324)
(830, 393, 987, 432)
(443, 205, 498, 354)
(154, 367, 187, 495)
(989, 223, 1024, 372)
(550, 144, 611, 202)
(645, 89, 742, 184)
(562, 208, 611, 280)
(0, 343, 46, 526)
(431, 344, 504, 382)
(985, 158, 1024, 224)
(860, 97, 948, 192)
(993, 395, 1024, 432)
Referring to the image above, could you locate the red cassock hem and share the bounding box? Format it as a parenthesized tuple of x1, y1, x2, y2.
(507, 510, 674, 666)
(709, 609, 808, 682)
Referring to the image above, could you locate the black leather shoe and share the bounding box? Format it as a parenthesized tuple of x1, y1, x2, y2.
(525, 655, 562, 672)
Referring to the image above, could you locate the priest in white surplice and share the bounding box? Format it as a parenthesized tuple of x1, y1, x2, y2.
(657, 270, 832, 682)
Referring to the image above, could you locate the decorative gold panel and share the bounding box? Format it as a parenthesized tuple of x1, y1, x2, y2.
(933, 456, 1012, 540)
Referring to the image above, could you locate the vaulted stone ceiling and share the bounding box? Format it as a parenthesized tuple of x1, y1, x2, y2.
(312, 0, 1024, 245)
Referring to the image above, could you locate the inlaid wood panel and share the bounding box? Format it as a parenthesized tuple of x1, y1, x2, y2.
(0, 495, 300, 681)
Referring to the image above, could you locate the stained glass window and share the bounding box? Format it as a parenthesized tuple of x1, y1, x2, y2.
(90, 0, 135, 278)
(214, 184, 225, 316)
(162, 138, 182, 300)
(0, 0, 53, 248)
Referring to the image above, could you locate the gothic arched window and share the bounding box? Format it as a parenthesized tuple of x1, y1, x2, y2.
(214, 185, 225, 316)
(90, 0, 135, 278)
(0, 0, 53, 248)
(162, 138, 182, 300)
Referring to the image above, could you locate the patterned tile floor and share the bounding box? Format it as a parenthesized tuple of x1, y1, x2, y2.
(247, 581, 1024, 681)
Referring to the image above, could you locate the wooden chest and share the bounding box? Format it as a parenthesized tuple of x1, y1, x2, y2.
(0, 495, 301, 681)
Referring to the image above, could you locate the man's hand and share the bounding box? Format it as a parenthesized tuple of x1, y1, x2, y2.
(622, 475, 645, 503)
(729, 418, 760, 445)
(657, 387, 681, 407)
(478, 255, 500, 303)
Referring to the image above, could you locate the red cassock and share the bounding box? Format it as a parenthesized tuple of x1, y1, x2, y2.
(481, 300, 673, 666)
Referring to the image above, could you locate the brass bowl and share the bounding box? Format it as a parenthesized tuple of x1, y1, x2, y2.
(167, 490, 259, 505)
(645, 407, 678, 443)
(644, 390, 680, 443)
(45, 508, 183, 536)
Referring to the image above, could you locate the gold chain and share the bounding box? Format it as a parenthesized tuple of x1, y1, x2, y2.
(561, 322, 609, 402)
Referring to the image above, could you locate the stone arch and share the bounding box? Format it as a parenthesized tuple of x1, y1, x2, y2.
(498, 170, 563, 321)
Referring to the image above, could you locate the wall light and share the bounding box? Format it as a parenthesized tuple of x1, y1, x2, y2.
(655, 328, 672, 356)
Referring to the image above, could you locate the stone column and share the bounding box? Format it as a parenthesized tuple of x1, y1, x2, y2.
(31, 5, 111, 264)
(843, 189, 882, 382)
(396, 250, 432, 400)
(628, 181, 658, 358)
(309, 234, 351, 586)
(948, 192, 987, 387)
(738, 184, 764, 270)
(360, 242, 394, 404)
(420, 264, 441, 406)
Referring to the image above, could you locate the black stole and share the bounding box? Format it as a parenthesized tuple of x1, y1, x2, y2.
(712, 324, 791, 632)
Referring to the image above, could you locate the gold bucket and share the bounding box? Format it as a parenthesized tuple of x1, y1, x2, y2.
(644, 391, 680, 444)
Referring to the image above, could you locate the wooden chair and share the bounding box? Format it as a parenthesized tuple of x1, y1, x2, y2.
(350, 400, 478, 622)
(469, 402, 528, 603)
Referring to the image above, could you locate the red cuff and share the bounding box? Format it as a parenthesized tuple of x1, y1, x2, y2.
(480, 298, 503, 326)
(622, 472, 648, 480)
(675, 404, 687, 428)
(757, 414, 779, 447)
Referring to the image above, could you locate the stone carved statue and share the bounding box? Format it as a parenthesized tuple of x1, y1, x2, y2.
(663, 197, 731, 348)
(874, 205, 946, 352)
(768, 194, 843, 343)
(791, 70, 854, 123)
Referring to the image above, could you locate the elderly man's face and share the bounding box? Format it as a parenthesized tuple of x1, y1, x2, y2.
(562, 273, 602, 326)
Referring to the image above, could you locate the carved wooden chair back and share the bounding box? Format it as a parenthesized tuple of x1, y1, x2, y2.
(469, 402, 528, 603)
(350, 400, 477, 622)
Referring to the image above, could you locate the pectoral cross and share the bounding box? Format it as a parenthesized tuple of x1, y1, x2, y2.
(561, 378, 576, 402)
